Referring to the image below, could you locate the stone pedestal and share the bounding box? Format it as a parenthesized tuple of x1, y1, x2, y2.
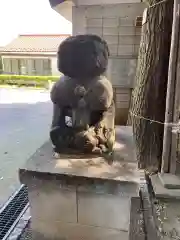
(19, 126, 140, 240)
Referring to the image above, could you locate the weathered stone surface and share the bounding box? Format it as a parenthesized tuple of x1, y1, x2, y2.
(151, 174, 180, 199)
(27, 178, 77, 224)
(158, 173, 180, 189)
(19, 126, 139, 240)
(78, 191, 131, 231)
(31, 220, 129, 240)
(129, 197, 145, 240)
(20, 126, 139, 184)
(155, 199, 180, 239)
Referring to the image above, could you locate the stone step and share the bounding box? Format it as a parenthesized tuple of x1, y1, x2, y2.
(158, 173, 180, 189)
(151, 174, 180, 199)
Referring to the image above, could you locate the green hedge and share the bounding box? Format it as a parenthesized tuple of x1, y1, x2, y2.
(0, 74, 60, 81)
(0, 74, 61, 88)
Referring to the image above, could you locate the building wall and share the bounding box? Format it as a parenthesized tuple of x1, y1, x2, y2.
(72, 2, 145, 124)
(51, 57, 60, 76)
(75, 0, 142, 5)
(1, 55, 60, 76)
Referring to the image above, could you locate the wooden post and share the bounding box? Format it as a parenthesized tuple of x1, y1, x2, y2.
(161, 0, 180, 173)
(170, 3, 180, 174)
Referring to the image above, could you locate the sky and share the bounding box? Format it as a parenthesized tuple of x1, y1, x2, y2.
(0, 0, 72, 46)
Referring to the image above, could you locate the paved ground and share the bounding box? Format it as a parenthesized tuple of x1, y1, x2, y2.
(0, 88, 52, 207)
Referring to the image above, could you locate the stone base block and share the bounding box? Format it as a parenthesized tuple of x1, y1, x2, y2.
(23, 175, 139, 233)
(19, 126, 140, 240)
(31, 220, 128, 240)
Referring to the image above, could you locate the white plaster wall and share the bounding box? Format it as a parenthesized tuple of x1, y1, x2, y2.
(2, 55, 61, 76)
(72, 3, 145, 88)
(51, 56, 60, 76)
(52, 0, 142, 22)
(72, 7, 86, 35)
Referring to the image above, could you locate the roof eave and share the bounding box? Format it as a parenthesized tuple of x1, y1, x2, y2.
(0, 51, 57, 56)
(50, 0, 73, 22)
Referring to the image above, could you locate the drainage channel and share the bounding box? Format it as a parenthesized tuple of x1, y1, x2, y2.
(0, 185, 29, 240)
(18, 221, 32, 240)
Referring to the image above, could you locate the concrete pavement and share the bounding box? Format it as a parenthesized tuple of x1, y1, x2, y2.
(0, 88, 52, 207)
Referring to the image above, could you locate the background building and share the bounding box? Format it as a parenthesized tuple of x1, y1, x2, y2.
(0, 34, 70, 76)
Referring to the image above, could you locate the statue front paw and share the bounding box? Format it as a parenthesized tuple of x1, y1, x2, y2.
(74, 131, 98, 153)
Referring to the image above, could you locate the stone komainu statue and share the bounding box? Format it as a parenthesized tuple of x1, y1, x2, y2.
(50, 34, 115, 155)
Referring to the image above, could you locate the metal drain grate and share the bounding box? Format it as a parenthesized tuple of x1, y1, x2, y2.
(0, 185, 28, 240)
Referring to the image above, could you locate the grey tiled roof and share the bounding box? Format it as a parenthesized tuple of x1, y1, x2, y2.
(0, 34, 70, 53)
